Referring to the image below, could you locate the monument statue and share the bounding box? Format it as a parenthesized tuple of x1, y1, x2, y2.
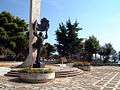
(32, 18, 49, 68)
(19, 0, 41, 67)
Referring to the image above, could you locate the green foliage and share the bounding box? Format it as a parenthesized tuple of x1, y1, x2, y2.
(0, 11, 14, 23)
(44, 43, 56, 57)
(73, 62, 90, 67)
(84, 36, 100, 61)
(9, 41, 16, 49)
(0, 47, 15, 55)
(0, 11, 28, 59)
(55, 19, 82, 56)
(103, 43, 114, 56)
(98, 43, 115, 63)
(98, 46, 104, 56)
(13, 17, 28, 31)
(0, 17, 8, 26)
(73, 62, 91, 71)
(18, 68, 53, 74)
(102, 43, 115, 63)
(85, 35, 100, 54)
(119, 51, 120, 60)
(0, 27, 8, 38)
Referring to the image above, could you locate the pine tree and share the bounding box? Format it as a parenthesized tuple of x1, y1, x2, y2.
(55, 19, 82, 58)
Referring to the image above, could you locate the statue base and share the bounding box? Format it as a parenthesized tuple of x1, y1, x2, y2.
(33, 61, 45, 68)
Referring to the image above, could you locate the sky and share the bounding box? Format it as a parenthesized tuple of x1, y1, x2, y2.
(0, 0, 120, 51)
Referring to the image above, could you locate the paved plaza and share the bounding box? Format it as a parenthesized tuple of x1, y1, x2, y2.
(1, 66, 120, 90)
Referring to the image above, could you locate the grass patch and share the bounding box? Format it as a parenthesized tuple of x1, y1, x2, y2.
(17, 68, 54, 74)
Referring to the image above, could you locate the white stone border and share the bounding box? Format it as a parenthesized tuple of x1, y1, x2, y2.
(19, 72, 55, 83)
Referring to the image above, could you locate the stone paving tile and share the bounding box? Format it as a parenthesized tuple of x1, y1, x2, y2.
(96, 83, 104, 86)
(112, 80, 119, 82)
(103, 79, 110, 81)
(96, 81, 105, 86)
(112, 78, 119, 80)
(116, 89, 120, 90)
(102, 87, 113, 90)
(117, 85, 120, 88)
(109, 81, 118, 84)
(106, 84, 116, 87)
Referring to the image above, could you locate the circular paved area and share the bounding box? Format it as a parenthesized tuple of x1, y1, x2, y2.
(1, 66, 120, 90)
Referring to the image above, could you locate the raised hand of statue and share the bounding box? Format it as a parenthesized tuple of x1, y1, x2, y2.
(33, 18, 49, 40)
(37, 18, 49, 32)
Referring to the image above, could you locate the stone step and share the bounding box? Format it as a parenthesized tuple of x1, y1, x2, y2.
(5, 68, 82, 78)
(4, 73, 19, 77)
(57, 70, 80, 74)
(4, 70, 20, 77)
(5, 72, 80, 77)
(56, 72, 80, 75)
(55, 73, 81, 77)
(55, 70, 82, 78)
(56, 70, 78, 73)
(55, 73, 80, 76)
(7, 72, 19, 74)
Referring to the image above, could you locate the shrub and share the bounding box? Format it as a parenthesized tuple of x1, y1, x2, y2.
(73, 61, 91, 71)
(73, 61, 90, 67)
(18, 68, 54, 74)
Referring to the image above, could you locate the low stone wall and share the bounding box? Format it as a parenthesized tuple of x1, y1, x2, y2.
(77, 65, 91, 71)
(73, 62, 91, 71)
(91, 63, 120, 66)
(19, 72, 55, 83)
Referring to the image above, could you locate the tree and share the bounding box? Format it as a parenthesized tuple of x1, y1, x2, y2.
(98, 43, 115, 63)
(111, 50, 117, 63)
(102, 43, 114, 63)
(119, 51, 120, 61)
(98, 46, 104, 60)
(85, 36, 100, 61)
(55, 19, 82, 58)
(0, 27, 8, 47)
(0, 11, 28, 60)
(43, 43, 56, 58)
